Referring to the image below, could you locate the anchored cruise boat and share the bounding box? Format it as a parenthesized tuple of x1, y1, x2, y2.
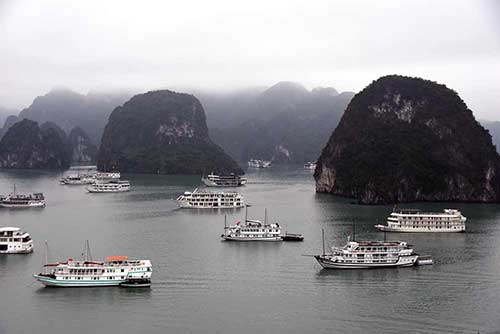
(304, 161, 317, 170)
(375, 208, 466, 233)
(176, 188, 245, 209)
(201, 173, 247, 187)
(314, 238, 419, 269)
(0, 186, 45, 208)
(87, 180, 130, 193)
(247, 159, 272, 168)
(0, 227, 34, 254)
(221, 207, 303, 241)
(33, 242, 152, 287)
(60, 174, 95, 185)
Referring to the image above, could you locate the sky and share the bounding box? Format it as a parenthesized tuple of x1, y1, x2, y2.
(1, 0, 499, 119)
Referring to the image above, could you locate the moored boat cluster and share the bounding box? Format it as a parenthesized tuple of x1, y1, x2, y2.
(1, 168, 472, 289)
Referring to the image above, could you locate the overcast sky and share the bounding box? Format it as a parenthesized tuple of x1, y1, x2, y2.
(1, 0, 499, 119)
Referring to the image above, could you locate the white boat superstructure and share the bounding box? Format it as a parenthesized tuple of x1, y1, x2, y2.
(0, 186, 45, 208)
(315, 240, 418, 269)
(0, 227, 33, 254)
(247, 159, 272, 168)
(33, 255, 152, 287)
(60, 174, 95, 185)
(201, 173, 247, 187)
(95, 172, 121, 180)
(87, 180, 130, 193)
(375, 209, 466, 233)
(176, 188, 244, 209)
(222, 219, 282, 241)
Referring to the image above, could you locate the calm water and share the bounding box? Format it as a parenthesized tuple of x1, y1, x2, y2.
(1, 167, 500, 334)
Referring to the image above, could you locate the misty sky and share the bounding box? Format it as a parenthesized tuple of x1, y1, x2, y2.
(1, 0, 499, 119)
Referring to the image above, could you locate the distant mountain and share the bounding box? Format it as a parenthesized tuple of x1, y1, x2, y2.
(0, 106, 18, 129)
(68, 126, 97, 163)
(18, 89, 132, 145)
(0, 119, 71, 169)
(0, 115, 20, 139)
(481, 120, 500, 153)
(97, 90, 243, 174)
(196, 82, 355, 164)
(315, 75, 500, 204)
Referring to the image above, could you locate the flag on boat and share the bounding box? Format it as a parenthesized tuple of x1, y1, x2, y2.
(236, 221, 240, 225)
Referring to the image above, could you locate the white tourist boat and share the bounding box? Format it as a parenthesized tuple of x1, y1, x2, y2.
(86, 180, 130, 193)
(314, 238, 419, 269)
(247, 159, 272, 168)
(33, 242, 152, 287)
(221, 208, 282, 241)
(0, 227, 34, 254)
(304, 161, 317, 170)
(0, 186, 45, 208)
(375, 208, 466, 233)
(60, 174, 95, 185)
(201, 173, 247, 187)
(95, 172, 121, 180)
(176, 188, 244, 209)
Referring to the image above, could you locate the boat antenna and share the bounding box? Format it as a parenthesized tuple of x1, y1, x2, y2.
(245, 204, 250, 223)
(224, 215, 227, 229)
(13, 184, 16, 196)
(352, 222, 356, 242)
(86, 240, 92, 261)
(322, 228, 325, 256)
(43, 240, 49, 274)
(264, 208, 268, 225)
(383, 229, 387, 242)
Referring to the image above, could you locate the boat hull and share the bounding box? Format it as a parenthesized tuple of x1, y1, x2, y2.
(33, 275, 125, 287)
(0, 202, 45, 208)
(314, 255, 418, 269)
(178, 201, 244, 209)
(375, 224, 465, 233)
(222, 236, 282, 241)
(86, 188, 129, 193)
(0, 248, 33, 254)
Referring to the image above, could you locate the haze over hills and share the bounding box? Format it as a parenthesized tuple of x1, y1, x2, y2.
(1, 82, 500, 170)
(16, 89, 133, 145)
(196, 81, 355, 163)
(315, 75, 500, 204)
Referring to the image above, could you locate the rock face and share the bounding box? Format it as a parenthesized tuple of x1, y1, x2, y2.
(68, 127, 98, 163)
(198, 82, 354, 163)
(0, 115, 19, 139)
(0, 119, 71, 169)
(97, 90, 243, 174)
(315, 75, 500, 204)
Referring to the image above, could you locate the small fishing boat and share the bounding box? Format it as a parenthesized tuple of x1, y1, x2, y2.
(417, 255, 434, 266)
(281, 233, 304, 241)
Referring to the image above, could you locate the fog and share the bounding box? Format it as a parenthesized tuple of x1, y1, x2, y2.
(1, 0, 499, 119)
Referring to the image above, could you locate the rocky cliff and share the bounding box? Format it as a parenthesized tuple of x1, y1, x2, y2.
(315, 75, 500, 204)
(68, 127, 98, 163)
(97, 90, 243, 174)
(0, 119, 71, 169)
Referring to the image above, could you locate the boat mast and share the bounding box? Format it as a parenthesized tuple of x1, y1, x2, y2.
(85, 240, 92, 261)
(224, 215, 227, 229)
(245, 205, 249, 223)
(264, 208, 268, 225)
(352, 223, 355, 242)
(43, 240, 49, 274)
(322, 228, 325, 256)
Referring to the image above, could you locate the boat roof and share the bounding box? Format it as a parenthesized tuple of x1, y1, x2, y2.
(0, 227, 21, 232)
(350, 241, 405, 246)
(106, 255, 128, 261)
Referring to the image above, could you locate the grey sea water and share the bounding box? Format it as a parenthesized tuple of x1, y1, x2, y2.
(0, 166, 499, 334)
